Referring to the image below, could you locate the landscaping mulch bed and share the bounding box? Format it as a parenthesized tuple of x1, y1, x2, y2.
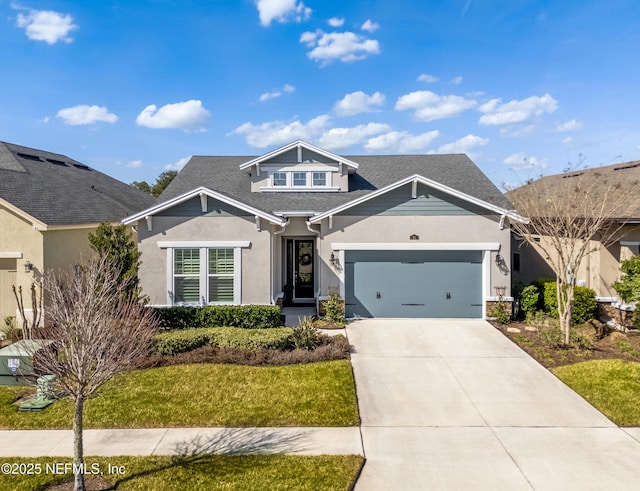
(139, 335, 351, 369)
(493, 320, 640, 369)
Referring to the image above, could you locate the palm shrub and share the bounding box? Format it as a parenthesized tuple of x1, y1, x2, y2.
(323, 287, 346, 325)
(291, 317, 320, 350)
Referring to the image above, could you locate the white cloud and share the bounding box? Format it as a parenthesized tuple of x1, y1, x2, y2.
(136, 100, 210, 131)
(451, 76, 463, 85)
(232, 115, 331, 148)
(328, 17, 344, 27)
(504, 152, 548, 170)
(361, 19, 380, 32)
(395, 90, 476, 122)
(300, 29, 380, 64)
(562, 136, 574, 145)
(334, 91, 385, 116)
(478, 94, 558, 126)
(126, 160, 143, 168)
(418, 74, 438, 83)
(556, 119, 582, 132)
(364, 130, 440, 153)
(436, 134, 488, 154)
(56, 105, 118, 125)
(317, 123, 391, 151)
(164, 157, 190, 172)
(14, 6, 77, 44)
(259, 84, 295, 102)
(255, 0, 311, 27)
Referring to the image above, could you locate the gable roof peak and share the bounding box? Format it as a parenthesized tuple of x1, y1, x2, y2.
(238, 140, 359, 173)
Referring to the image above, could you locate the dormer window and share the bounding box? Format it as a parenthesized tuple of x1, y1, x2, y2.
(312, 172, 326, 186)
(293, 172, 307, 186)
(273, 172, 287, 187)
(265, 170, 335, 191)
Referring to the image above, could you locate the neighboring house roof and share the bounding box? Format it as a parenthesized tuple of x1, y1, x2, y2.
(0, 142, 156, 228)
(506, 160, 640, 221)
(156, 149, 513, 217)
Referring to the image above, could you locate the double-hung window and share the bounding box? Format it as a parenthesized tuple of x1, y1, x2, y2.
(312, 172, 327, 186)
(208, 248, 234, 303)
(272, 172, 287, 187)
(162, 241, 249, 306)
(293, 172, 307, 186)
(173, 249, 200, 303)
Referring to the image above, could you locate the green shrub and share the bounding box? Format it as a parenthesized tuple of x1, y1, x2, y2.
(153, 327, 293, 355)
(531, 277, 556, 311)
(153, 305, 282, 330)
(291, 317, 320, 350)
(489, 301, 511, 324)
(208, 327, 293, 350)
(613, 255, 640, 303)
(543, 281, 597, 325)
(154, 328, 213, 355)
(539, 324, 594, 349)
(519, 285, 539, 317)
(323, 288, 346, 325)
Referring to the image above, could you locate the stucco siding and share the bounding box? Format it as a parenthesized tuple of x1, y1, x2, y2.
(42, 228, 96, 272)
(137, 215, 272, 306)
(0, 208, 43, 317)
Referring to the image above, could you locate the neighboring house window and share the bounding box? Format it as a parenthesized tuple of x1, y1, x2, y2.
(174, 248, 200, 303)
(273, 172, 287, 187)
(512, 252, 520, 272)
(209, 248, 234, 303)
(293, 172, 307, 186)
(312, 172, 327, 186)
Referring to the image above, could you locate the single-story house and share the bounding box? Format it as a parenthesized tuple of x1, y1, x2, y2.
(507, 160, 640, 301)
(124, 140, 524, 319)
(0, 141, 156, 320)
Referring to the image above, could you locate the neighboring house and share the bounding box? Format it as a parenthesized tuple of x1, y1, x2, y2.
(507, 160, 640, 300)
(124, 140, 523, 319)
(0, 142, 156, 320)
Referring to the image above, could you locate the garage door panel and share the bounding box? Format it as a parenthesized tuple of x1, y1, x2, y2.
(345, 250, 482, 318)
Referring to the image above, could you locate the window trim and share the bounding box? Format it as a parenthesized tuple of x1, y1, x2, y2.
(266, 170, 333, 190)
(162, 242, 248, 306)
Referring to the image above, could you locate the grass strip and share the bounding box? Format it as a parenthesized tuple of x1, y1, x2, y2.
(0, 455, 364, 491)
(0, 361, 359, 429)
(552, 359, 640, 426)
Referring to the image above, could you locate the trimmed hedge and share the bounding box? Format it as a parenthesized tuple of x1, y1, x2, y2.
(542, 281, 597, 325)
(154, 305, 282, 330)
(154, 327, 294, 355)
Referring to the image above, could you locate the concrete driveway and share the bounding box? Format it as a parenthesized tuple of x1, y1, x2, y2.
(347, 319, 640, 490)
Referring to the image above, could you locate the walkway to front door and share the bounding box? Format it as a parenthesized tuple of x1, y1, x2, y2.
(347, 319, 640, 490)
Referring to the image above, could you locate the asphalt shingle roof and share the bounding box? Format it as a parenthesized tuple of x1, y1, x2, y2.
(506, 160, 640, 220)
(160, 153, 512, 214)
(0, 142, 156, 226)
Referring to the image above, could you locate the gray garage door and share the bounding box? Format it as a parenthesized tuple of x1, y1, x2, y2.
(345, 250, 483, 318)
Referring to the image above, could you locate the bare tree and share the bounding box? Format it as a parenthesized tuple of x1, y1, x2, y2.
(29, 256, 157, 491)
(507, 167, 637, 344)
(12, 282, 43, 340)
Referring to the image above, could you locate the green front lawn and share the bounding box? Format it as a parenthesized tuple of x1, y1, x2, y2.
(552, 359, 640, 426)
(0, 455, 364, 491)
(0, 360, 359, 429)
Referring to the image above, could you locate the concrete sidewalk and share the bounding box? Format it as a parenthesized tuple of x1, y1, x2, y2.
(0, 427, 363, 457)
(348, 319, 640, 490)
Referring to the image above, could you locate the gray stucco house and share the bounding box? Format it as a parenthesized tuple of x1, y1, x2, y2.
(124, 140, 522, 319)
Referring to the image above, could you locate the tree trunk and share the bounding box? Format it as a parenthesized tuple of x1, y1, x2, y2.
(557, 280, 574, 345)
(73, 395, 85, 491)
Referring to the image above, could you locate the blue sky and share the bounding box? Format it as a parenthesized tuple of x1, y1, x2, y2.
(1, 0, 639, 188)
